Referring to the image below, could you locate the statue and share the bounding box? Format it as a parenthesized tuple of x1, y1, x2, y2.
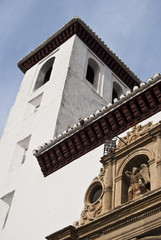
(125, 164, 150, 201)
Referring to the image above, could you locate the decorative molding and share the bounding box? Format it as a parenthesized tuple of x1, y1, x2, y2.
(148, 158, 155, 165)
(74, 170, 105, 227)
(116, 147, 155, 178)
(116, 122, 159, 150)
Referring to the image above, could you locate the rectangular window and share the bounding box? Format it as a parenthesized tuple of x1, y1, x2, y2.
(0, 191, 15, 230)
(10, 135, 31, 170)
(25, 93, 43, 119)
(29, 93, 43, 112)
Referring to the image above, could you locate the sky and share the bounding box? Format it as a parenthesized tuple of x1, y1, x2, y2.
(0, 0, 161, 137)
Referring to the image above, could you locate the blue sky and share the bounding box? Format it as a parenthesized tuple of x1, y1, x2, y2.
(0, 0, 161, 137)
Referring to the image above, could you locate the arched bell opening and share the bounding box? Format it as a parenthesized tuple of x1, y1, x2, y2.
(86, 58, 100, 89)
(112, 81, 123, 103)
(34, 57, 55, 90)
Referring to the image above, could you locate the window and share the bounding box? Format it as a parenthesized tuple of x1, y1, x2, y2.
(90, 185, 102, 204)
(86, 65, 95, 84)
(112, 89, 118, 101)
(86, 58, 100, 88)
(85, 181, 103, 204)
(44, 67, 52, 84)
(10, 135, 31, 170)
(29, 93, 43, 112)
(112, 82, 123, 103)
(0, 191, 15, 229)
(34, 57, 55, 90)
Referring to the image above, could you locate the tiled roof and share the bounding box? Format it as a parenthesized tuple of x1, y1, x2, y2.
(33, 73, 161, 177)
(18, 17, 140, 90)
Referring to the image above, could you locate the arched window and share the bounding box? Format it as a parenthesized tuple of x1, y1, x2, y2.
(112, 82, 123, 103)
(86, 65, 95, 84)
(34, 57, 55, 90)
(86, 58, 100, 88)
(43, 67, 52, 84)
(112, 89, 118, 101)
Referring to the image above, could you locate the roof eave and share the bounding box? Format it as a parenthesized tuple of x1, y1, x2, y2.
(17, 17, 140, 88)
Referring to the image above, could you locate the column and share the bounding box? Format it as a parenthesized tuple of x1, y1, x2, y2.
(101, 157, 113, 212)
(156, 133, 161, 187)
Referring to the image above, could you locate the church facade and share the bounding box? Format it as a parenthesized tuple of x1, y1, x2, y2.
(0, 18, 161, 240)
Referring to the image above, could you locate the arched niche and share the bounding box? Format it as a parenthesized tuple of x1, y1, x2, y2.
(117, 148, 154, 177)
(116, 148, 154, 204)
(34, 57, 55, 90)
(122, 154, 150, 203)
(112, 81, 123, 103)
(86, 58, 100, 89)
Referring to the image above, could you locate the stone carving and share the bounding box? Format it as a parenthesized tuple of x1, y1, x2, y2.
(78, 200, 102, 226)
(125, 164, 150, 201)
(94, 168, 105, 182)
(74, 197, 103, 227)
(117, 122, 158, 150)
(74, 169, 105, 227)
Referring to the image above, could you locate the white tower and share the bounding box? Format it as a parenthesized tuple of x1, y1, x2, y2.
(0, 18, 140, 240)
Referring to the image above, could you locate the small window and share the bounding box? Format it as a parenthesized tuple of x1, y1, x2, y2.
(112, 82, 123, 103)
(86, 58, 100, 88)
(34, 57, 55, 90)
(90, 186, 102, 204)
(86, 65, 95, 84)
(0, 191, 15, 229)
(10, 135, 31, 170)
(29, 93, 43, 113)
(44, 67, 52, 84)
(112, 89, 118, 102)
(85, 181, 103, 205)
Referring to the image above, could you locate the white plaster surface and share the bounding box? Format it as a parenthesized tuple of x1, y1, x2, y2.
(0, 200, 9, 230)
(54, 36, 129, 136)
(0, 35, 148, 240)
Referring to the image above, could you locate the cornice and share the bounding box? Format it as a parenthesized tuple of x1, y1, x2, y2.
(17, 17, 140, 89)
(33, 74, 161, 177)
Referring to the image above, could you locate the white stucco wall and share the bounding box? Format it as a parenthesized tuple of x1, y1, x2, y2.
(1, 111, 160, 240)
(0, 141, 104, 240)
(55, 35, 129, 136)
(0, 34, 139, 240)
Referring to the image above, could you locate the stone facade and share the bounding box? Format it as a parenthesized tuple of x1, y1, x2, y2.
(47, 121, 161, 240)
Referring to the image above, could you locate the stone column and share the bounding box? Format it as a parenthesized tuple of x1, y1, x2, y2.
(101, 156, 113, 212)
(148, 158, 155, 190)
(156, 133, 161, 186)
(115, 176, 122, 207)
(112, 159, 116, 209)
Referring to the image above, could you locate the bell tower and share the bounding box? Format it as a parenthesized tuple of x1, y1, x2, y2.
(0, 18, 141, 240)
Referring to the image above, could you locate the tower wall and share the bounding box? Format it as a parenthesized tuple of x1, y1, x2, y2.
(54, 35, 129, 135)
(0, 33, 132, 240)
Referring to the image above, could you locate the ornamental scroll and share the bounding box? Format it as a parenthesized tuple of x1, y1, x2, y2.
(74, 168, 105, 227)
(116, 121, 158, 150)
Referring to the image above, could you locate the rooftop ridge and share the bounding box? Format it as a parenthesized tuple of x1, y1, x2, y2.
(17, 17, 140, 89)
(76, 18, 140, 83)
